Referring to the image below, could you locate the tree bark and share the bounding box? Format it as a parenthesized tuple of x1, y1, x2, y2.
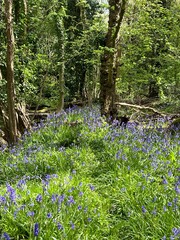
(5, 0, 18, 143)
(57, 18, 65, 112)
(100, 0, 127, 119)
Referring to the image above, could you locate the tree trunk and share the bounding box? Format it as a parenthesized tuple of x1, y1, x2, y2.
(78, 0, 87, 101)
(100, 0, 127, 119)
(58, 57, 65, 111)
(5, 0, 18, 143)
(57, 18, 65, 112)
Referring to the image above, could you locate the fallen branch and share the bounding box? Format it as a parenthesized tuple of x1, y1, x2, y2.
(115, 102, 166, 116)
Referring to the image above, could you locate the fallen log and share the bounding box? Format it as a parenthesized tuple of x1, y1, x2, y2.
(115, 102, 166, 116)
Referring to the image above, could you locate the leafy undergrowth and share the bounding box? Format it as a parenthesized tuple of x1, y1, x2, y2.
(0, 106, 179, 240)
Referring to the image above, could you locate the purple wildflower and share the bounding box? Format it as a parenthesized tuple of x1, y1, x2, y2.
(168, 171, 173, 177)
(6, 184, 16, 203)
(175, 185, 180, 194)
(170, 236, 175, 240)
(67, 196, 75, 205)
(163, 206, 167, 212)
(152, 197, 157, 202)
(51, 194, 58, 203)
(47, 212, 52, 218)
(168, 202, 172, 207)
(79, 191, 83, 196)
(36, 194, 42, 203)
(57, 222, 63, 230)
(17, 179, 26, 189)
(78, 205, 82, 210)
(89, 184, 95, 191)
(42, 179, 49, 192)
(161, 236, 166, 240)
(87, 217, 92, 222)
(162, 177, 168, 184)
(3, 232, 10, 240)
(152, 209, 157, 215)
(70, 222, 75, 230)
(27, 211, 35, 217)
(142, 206, 147, 213)
(172, 227, 180, 237)
(0, 196, 6, 204)
(34, 223, 39, 237)
(58, 194, 65, 204)
(72, 170, 76, 174)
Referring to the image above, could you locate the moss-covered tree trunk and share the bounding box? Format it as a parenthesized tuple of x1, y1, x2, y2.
(100, 0, 127, 119)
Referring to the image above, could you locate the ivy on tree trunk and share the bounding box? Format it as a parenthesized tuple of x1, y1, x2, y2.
(100, 0, 127, 119)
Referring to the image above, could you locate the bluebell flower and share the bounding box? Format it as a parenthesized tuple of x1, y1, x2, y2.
(69, 175, 73, 180)
(172, 227, 180, 236)
(79, 191, 83, 196)
(170, 236, 175, 240)
(58, 194, 65, 204)
(17, 179, 26, 189)
(70, 222, 75, 230)
(87, 217, 92, 222)
(27, 211, 35, 217)
(34, 223, 39, 237)
(47, 212, 52, 218)
(89, 184, 95, 191)
(67, 196, 75, 205)
(20, 204, 26, 210)
(78, 205, 82, 210)
(23, 155, 29, 163)
(36, 194, 42, 203)
(51, 194, 58, 203)
(168, 202, 172, 207)
(6, 184, 16, 203)
(142, 186, 146, 190)
(57, 222, 63, 230)
(0, 196, 6, 204)
(72, 170, 76, 174)
(142, 206, 147, 213)
(151, 209, 157, 215)
(175, 185, 180, 194)
(163, 206, 167, 212)
(3, 232, 10, 240)
(152, 197, 157, 202)
(168, 171, 173, 177)
(162, 177, 168, 184)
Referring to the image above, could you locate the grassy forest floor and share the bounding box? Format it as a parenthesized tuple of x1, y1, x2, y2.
(0, 106, 179, 240)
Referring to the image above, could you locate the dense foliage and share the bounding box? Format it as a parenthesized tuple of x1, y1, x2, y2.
(0, 106, 179, 239)
(119, 0, 180, 102)
(0, 0, 179, 108)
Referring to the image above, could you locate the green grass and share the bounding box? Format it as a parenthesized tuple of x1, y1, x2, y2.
(0, 106, 179, 239)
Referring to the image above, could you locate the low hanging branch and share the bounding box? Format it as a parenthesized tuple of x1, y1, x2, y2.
(115, 102, 166, 116)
